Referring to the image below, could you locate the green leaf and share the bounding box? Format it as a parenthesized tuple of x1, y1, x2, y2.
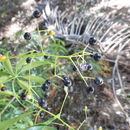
(17, 79, 31, 90)
(22, 75, 45, 83)
(0, 112, 31, 130)
(0, 70, 11, 83)
(0, 91, 14, 96)
(0, 71, 10, 76)
(43, 114, 60, 126)
(0, 75, 11, 83)
(3, 52, 14, 75)
(25, 114, 60, 130)
(47, 43, 67, 55)
(27, 126, 57, 130)
(16, 58, 26, 72)
(19, 61, 53, 73)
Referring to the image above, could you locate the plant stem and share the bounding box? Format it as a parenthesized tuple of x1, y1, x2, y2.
(26, 100, 74, 129)
(0, 97, 15, 116)
(69, 57, 88, 86)
(59, 92, 68, 115)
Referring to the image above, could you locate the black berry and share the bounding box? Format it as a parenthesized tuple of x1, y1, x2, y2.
(86, 86, 94, 93)
(79, 63, 92, 71)
(33, 109, 38, 114)
(38, 98, 47, 107)
(41, 84, 49, 91)
(45, 80, 51, 84)
(93, 53, 101, 61)
(87, 64, 93, 70)
(26, 57, 32, 63)
(24, 32, 31, 40)
(44, 55, 50, 59)
(89, 37, 97, 45)
(62, 76, 72, 87)
(33, 9, 42, 18)
(44, 93, 49, 98)
(39, 111, 44, 119)
(45, 107, 51, 111)
(94, 76, 103, 85)
(1, 87, 7, 91)
(41, 80, 51, 91)
(20, 93, 26, 100)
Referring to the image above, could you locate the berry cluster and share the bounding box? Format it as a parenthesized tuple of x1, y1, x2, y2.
(41, 80, 51, 91)
(35, 80, 52, 119)
(86, 76, 103, 94)
(21, 5, 106, 125)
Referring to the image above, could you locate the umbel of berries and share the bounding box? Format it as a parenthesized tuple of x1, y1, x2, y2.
(89, 37, 97, 45)
(41, 80, 51, 91)
(94, 76, 103, 85)
(33, 9, 42, 18)
(62, 76, 72, 87)
(24, 32, 31, 40)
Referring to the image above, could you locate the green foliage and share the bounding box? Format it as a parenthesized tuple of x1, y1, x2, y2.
(3, 52, 14, 75)
(17, 79, 32, 90)
(19, 61, 53, 73)
(27, 126, 57, 130)
(22, 75, 45, 83)
(0, 27, 108, 130)
(0, 112, 32, 130)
